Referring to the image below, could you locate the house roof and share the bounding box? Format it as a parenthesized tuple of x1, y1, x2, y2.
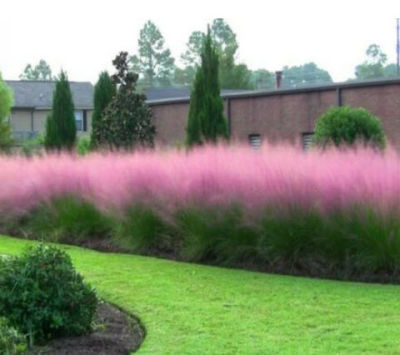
(5, 80, 94, 110)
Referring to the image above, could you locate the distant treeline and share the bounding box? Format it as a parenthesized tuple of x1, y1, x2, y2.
(19, 19, 399, 90)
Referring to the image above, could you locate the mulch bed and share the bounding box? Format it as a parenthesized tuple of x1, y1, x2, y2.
(29, 302, 145, 355)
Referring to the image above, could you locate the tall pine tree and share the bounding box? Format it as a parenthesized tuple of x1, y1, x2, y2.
(90, 71, 116, 148)
(186, 27, 228, 146)
(131, 21, 175, 88)
(44, 71, 76, 150)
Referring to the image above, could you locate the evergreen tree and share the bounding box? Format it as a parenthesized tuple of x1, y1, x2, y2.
(97, 52, 155, 150)
(186, 28, 228, 146)
(90, 71, 116, 148)
(44, 71, 76, 150)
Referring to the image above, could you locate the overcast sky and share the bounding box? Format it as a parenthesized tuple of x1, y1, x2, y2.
(1, 0, 399, 83)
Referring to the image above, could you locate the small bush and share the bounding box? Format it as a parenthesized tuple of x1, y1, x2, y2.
(25, 197, 113, 243)
(0, 244, 98, 345)
(76, 136, 91, 156)
(313, 106, 386, 149)
(0, 317, 27, 355)
(21, 134, 44, 157)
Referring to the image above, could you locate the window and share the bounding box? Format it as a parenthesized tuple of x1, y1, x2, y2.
(248, 134, 262, 149)
(74, 110, 83, 131)
(302, 132, 314, 151)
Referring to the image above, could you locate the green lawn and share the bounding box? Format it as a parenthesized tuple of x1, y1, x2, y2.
(1, 235, 400, 354)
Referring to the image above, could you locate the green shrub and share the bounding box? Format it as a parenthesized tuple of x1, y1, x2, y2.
(76, 136, 91, 156)
(21, 134, 44, 157)
(25, 197, 113, 243)
(0, 317, 27, 355)
(116, 205, 170, 253)
(0, 244, 98, 346)
(313, 106, 386, 149)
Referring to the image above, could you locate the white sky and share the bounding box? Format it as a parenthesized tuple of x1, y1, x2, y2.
(0, 0, 399, 83)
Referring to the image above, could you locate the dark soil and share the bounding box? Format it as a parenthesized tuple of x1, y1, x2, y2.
(29, 302, 145, 355)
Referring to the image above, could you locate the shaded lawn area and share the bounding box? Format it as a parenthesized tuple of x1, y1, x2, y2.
(1, 235, 400, 354)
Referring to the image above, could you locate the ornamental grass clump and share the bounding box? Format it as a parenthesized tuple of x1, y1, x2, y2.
(1, 145, 400, 280)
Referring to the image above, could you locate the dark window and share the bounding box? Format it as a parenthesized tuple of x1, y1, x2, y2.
(248, 134, 262, 149)
(83, 110, 87, 131)
(302, 132, 314, 151)
(74, 110, 83, 131)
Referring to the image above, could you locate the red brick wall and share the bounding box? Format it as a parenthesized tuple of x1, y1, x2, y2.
(229, 90, 337, 145)
(151, 103, 189, 146)
(342, 85, 400, 149)
(150, 83, 400, 148)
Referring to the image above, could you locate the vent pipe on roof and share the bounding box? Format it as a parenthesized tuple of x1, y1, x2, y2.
(275, 71, 283, 89)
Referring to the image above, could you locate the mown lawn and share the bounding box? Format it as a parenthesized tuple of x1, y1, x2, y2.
(1, 235, 400, 354)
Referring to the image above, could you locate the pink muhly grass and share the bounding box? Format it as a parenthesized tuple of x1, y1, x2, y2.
(0, 144, 400, 217)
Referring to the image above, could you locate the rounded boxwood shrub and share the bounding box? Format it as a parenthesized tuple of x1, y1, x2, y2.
(0, 244, 98, 346)
(313, 106, 386, 149)
(0, 317, 27, 355)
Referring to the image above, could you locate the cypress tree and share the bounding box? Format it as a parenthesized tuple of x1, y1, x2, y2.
(44, 71, 76, 150)
(186, 27, 228, 146)
(90, 71, 116, 148)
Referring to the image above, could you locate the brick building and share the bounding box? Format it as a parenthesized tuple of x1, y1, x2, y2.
(6, 78, 400, 149)
(148, 78, 400, 149)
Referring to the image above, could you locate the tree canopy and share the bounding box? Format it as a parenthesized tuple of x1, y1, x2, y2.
(177, 18, 252, 89)
(251, 69, 275, 90)
(20, 59, 54, 80)
(282, 63, 332, 88)
(354, 44, 398, 80)
(131, 21, 175, 88)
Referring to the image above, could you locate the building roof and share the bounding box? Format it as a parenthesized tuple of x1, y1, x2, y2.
(5, 80, 94, 109)
(147, 77, 400, 105)
(7, 77, 400, 109)
(145, 87, 251, 102)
